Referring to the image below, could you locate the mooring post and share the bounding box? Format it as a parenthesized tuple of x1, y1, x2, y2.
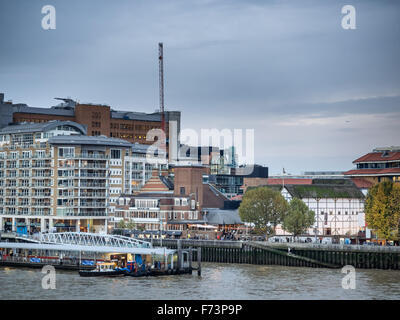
(197, 247, 202, 276)
(189, 247, 192, 271)
(177, 239, 182, 272)
(164, 247, 167, 271)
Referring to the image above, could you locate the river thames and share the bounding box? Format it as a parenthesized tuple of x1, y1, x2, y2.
(1, 263, 400, 300)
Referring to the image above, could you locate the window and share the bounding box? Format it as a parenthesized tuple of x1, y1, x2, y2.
(92, 112, 101, 119)
(180, 187, 185, 195)
(111, 149, 121, 159)
(58, 147, 75, 158)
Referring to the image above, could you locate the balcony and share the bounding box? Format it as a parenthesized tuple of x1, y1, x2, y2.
(79, 183, 107, 188)
(79, 203, 107, 208)
(77, 153, 109, 160)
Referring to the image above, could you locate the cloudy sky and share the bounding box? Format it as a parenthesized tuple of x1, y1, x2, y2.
(1, 0, 399, 174)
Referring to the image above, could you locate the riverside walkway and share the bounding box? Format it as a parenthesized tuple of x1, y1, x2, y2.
(150, 239, 400, 270)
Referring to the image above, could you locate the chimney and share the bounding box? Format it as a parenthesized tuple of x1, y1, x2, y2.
(173, 165, 206, 206)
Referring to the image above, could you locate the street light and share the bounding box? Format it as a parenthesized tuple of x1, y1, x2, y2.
(160, 218, 163, 247)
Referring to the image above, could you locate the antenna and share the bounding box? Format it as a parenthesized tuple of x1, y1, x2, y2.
(159, 42, 164, 114)
(158, 42, 166, 154)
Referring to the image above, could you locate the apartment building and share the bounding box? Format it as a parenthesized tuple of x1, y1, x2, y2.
(0, 120, 132, 234)
(123, 143, 168, 194)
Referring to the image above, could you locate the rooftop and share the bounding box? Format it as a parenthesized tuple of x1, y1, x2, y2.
(0, 120, 87, 135)
(344, 168, 400, 176)
(204, 208, 243, 225)
(49, 134, 132, 147)
(353, 150, 400, 163)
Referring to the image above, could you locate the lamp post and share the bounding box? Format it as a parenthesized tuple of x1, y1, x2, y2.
(315, 199, 319, 243)
(160, 218, 163, 247)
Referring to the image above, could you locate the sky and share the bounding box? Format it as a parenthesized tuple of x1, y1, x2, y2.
(0, 0, 399, 175)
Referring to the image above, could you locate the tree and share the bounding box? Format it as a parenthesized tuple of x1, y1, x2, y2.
(239, 187, 289, 236)
(126, 221, 137, 230)
(282, 198, 315, 239)
(365, 181, 400, 241)
(117, 220, 126, 229)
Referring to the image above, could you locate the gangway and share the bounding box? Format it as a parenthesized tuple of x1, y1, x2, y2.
(39, 232, 152, 248)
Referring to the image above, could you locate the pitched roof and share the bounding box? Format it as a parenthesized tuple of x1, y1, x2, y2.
(344, 168, 400, 176)
(353, 151, 400, 163)
(284, 183, 364, 199)
(265, 178, 364, 199)
(351, 178, 375, 189)
(204, 208, 243, 225)
(139, 170, 174, 193)
(267, 178, 313, 185)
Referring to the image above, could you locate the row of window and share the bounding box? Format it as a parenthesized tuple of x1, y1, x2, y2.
(320, 211, 358, 215)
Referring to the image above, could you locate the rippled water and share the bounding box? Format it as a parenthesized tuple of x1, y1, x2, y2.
(1, 263, 400, 300)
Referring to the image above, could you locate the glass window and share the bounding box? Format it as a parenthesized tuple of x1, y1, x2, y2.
(111, 149, 121, 159)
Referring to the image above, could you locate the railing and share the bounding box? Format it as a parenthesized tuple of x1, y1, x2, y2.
(79, 183, 107, 188)
(0, 255, 96, 267)
(80, 164, 108, 169)
(77, 154, 109, 159)
(255, 241, 400, 252)
(79, 203, 107, 208)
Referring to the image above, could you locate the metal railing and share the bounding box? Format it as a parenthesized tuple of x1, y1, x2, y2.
(255, 241, 400, 252)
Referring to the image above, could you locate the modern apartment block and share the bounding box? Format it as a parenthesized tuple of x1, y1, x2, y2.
(0, 93, 180, 160)
(0, 120, 133, 234)
(122, 143, 168, 195)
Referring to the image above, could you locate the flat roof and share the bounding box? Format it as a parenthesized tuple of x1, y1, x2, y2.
(49, 135, 132, 147)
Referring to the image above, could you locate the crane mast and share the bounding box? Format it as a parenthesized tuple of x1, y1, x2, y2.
(158, 42, 166, 154)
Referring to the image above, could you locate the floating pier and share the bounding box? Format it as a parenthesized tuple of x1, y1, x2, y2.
(0, 232, 199, 275)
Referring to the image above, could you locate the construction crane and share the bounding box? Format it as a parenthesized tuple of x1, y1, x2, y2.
(158, 42, 167, 154)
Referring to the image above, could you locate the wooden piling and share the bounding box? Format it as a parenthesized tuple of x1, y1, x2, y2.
(197, 247, 201, 276)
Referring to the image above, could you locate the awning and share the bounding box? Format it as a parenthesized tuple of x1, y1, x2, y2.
(188, 224, 218, 229)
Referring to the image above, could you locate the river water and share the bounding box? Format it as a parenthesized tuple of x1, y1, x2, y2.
(1, 263, 400, 300)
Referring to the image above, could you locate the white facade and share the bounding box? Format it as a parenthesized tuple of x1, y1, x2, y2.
(276, 187, 365, 236)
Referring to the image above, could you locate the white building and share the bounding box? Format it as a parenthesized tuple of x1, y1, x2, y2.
(272, 179, 366, 237)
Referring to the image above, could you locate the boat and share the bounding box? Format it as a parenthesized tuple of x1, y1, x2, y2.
(78, 262, 127, 277)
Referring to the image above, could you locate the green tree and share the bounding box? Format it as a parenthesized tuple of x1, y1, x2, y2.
(117, 219, 126, 229)
(126, 221, 137, 230)
(282, 198, 315, 239)
(239, 187, 289, 236)
(365, 181, 400, 240)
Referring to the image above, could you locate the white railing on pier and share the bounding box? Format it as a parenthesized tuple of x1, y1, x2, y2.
(36, 232, 152, 249)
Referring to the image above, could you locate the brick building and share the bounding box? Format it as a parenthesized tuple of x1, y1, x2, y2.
(0, 94, 180, 160)
(114, 165, 233, 236)
(344, 146, 400, 185)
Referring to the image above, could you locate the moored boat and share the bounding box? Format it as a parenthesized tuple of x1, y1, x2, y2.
(79, 262, 127, 277)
